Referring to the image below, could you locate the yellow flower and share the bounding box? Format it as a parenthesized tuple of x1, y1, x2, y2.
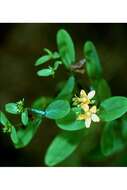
(77, 105, 100, 128)
(72, 89, 95, 108)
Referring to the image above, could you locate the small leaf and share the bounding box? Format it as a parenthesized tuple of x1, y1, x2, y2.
(10, 126, 19, 144)
(32, 96, 52, 109)
(93, 79, 111, 102)
(56, 75, 75, 101)
(5, 103, 18, 114)
(56, 109, 85, 131)
(53, 61, 62, 71)
(0, 111, 10, 126)
(52, 52, 60, 59)
(0, 112, 13, 133)
(84, 41, 102, 80)
(57, 29, 75, 68)
(45, 100, 70, 119)
(37, 68, 54, 77)
(35, 55, 52, 66)
(21, 109, 29, 126)
(100, 96, 127, 121)
(14, 117, 42, 149)
(44, 131, 84, 166)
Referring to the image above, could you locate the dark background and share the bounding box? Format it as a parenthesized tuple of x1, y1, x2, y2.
(0, 23, 127, 166)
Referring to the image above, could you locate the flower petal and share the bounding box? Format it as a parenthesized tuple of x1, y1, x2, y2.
(91, 114, 100, 122)
(81, 103, 89, 112)
(80, 90, 87, 98)
(90, 105, 97, 113)
(85, 118, 91, 128)
(88, 90, 95, 100)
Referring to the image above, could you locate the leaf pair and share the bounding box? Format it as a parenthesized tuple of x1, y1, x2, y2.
(35, 29, 76, 77)
(5, 101, 29, 126)
(35, 49, 60, 66)
(0, 111, 42, 148)
(12, 117, 42, 149)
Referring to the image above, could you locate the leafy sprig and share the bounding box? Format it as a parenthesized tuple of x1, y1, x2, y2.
(1, 29, 127, 166)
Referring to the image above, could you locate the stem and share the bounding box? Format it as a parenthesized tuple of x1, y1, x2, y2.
(28, 108, 46, 116)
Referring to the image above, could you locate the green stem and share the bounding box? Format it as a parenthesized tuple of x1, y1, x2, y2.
(28, 108, 46, 116)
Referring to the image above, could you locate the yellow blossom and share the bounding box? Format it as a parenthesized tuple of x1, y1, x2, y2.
(72, 89, 95, 107)
(77, 105, 100, 128)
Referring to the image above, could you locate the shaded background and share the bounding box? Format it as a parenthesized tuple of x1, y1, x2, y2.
(0, 23, 127, 166)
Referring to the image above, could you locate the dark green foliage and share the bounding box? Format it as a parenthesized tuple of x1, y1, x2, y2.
(100, 97, 127, 121)
(56, 109, 85, 131)
(45, 100, 70, 119)
(44, 130, 84, 166)
(13, 117, 42, 149)
(56, 75, 75, 101)
(57, 29, 75, 68)
(84, 41, 102, 80)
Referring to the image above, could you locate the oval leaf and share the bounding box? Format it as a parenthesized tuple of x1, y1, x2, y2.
(0, 111, 10, 126)
(35, 55, 52, 66)
(10, 126, 19, 144)
(57, 29, 75, 68)
(5, 103, 18, 114)
(37, 68, 54, 77)
(56, 110, 85, 131)
(93, 79, 111, 102)
(45, 100, 70, 119)
(100, 96, 127, 121)
(44, 131, 84, 166)
(21, 109, 29, 126)
(32, 96, 52, 109)
(56, 75, 75, 101)
(84, 41, 102, 80)
(14, 117, 42, 149)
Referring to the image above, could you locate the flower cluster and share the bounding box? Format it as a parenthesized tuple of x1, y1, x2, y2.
(72, 89, 100, 128)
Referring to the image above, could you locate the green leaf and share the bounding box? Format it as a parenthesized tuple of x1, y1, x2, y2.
(52, 52, 60, 59)
(56, 109, 85, 131)
(5, 103, 18, 114)
(44, 131, 84, 166)
(0, 111, 10, 126)
(56, 75, 75, 101)
(45, 100, 70, 119)
(14, 117, 42, 149)
(53, 61, 62, 71)
(93, 79, 111, 102)
(10, 126, 19, 144)
(21, 109, 29, 126)
(35, 55, 52, 66)
(57, 29, 75, 68)
(0, 112, 13, 133)
(101, 121, 125, 156)
(37, 68, 54, 77)
(121, 116, 127, 139)
(101, 122, 115, 156)
(32, 96, 52, 109)
(84, 41, 102, 80)
(100, 96, 127, 121)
